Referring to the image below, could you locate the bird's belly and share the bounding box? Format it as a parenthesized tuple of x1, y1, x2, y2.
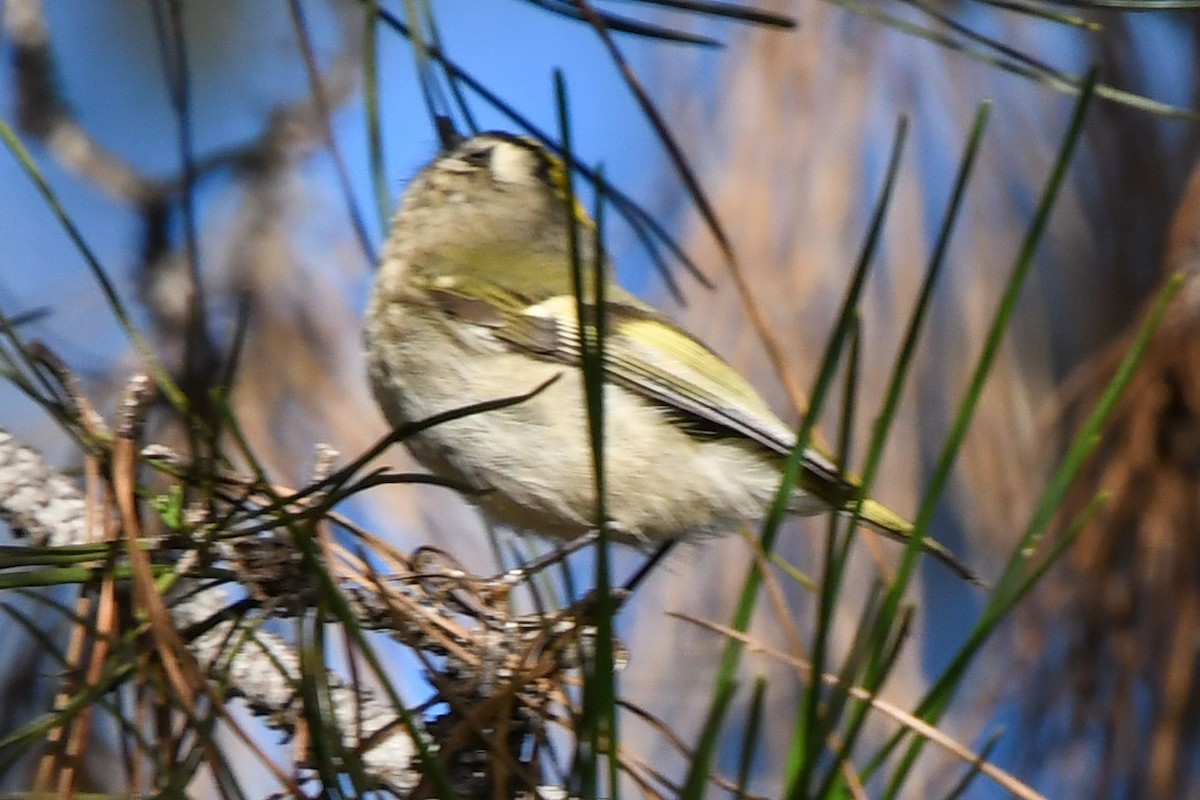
(365, 314, 785, 543)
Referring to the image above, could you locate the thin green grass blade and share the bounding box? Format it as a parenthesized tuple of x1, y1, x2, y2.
(290, 0, 377, 265)
(868, 70, 1167, 798)
(424, 9, 480, 136)
(362, 0, 392, 231)
(556, 71, 619, 800)
(0, 119, 186, 411)
(571, 0, 740, 295)
(0, 541, 143, 568)
(0, 597, 159, 750)
(785, 119, 909, 797)
(786, 316, 861, 795)
(735, 676, 769, 797)
(522, 0, 726, 45)
(903, 70, 1096, 603)
(371, 7, 714, 296)
(404, 0, 449, 132)
(297, 612, 349, 800)
(681, 117, 908, 800)
(1018, 0, 1200, 9)
(813, 112, 993, 779)
(851, 102, 990, 598)
(0, 314, 68, 426)
(920, 273, 1181, 702)
(613, 0, 796, 28)
(211, 396, 457, 798)
(988, 270, 1180, 597)
(808, 110, 992, 787)
(0, 563, 171, 590)
(815, 602, 913, 797)
(149, 2, 207, 420)
(957, 0, 1100, 30)
(829, 0, 1199, 121)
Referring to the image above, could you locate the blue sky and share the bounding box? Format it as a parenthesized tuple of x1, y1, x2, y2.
(0, 0, 713, 438)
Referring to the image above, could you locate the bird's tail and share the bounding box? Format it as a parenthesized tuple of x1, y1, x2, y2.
(792, 452, 983, 585)
(854, 497, 984, 586)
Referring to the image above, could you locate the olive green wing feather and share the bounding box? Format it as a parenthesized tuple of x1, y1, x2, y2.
(417, 273, 980, 584)
(419, 272, 841, 477)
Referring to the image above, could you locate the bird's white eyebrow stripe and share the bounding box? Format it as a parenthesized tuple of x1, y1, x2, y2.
(488, 139, 539, 184)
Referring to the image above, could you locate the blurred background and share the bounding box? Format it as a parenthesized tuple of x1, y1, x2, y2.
(1, 0, 1199, 797)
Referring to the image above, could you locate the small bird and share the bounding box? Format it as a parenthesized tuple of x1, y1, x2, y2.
(364, 131, 977, 583)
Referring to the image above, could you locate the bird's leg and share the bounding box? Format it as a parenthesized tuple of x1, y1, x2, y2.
(493, 528, 601, 588)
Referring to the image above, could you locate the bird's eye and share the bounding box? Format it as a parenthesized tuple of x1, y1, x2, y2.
(460, 145, 492, 167)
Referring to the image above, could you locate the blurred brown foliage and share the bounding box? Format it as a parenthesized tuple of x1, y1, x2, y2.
(632, 3, 1200, 798)
(1017, 162, 1200, 799)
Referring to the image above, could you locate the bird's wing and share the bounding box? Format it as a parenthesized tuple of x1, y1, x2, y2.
(417, 273, 985, 584)
(419, 272, 841, 478)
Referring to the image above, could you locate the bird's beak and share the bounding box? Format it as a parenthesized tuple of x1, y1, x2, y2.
(435, 116, 464, 152)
